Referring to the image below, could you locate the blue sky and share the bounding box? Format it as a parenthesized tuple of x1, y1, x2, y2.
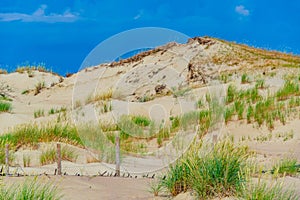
(0, 1, 299, 75)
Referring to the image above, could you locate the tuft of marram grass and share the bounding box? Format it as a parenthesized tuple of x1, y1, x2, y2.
(86, 89, 113, 104)
(241, 73, 250, 84)
(272, 157, 299, 177)
(0, 123, 83, 150)
(131, 115, 151, 127)
(34, 81, 45, 95)
(40, 145, 78, 165)
(241, 180, 298, 200)
(0, 147, 14, 164)
(0, 177, 63, 200)
(34, 109, 45, 118)
(276, 80, 300, 101)
(0, 101, 12, 112)
(160, 139, 250, 198)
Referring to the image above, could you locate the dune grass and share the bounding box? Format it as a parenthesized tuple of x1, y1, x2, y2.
(132, 115, 151, 127)
(0, 147, 14, 164)
(86, 89, 113, 104)
(241, 73, 250, 84)
(157, 138, 298, 199)
(34, 109, 45, 118)
(241, 180, 298, 200)
(40, 146, 78, 165)
(48, 107, 67, 115)
(0, 123, 82, 150)
(160, 139, 250, 198)
(148, 180, 163, 197)
(272, 157, 299, 177)
(0, 101, 12, 112)
(222, 79, 300, 130)
(171, 86, 191, 98)
(34, 81, 45, 95)
(23, 154, 31, 167)
(0, 177, 62, 200)
(276, 81, 300, 101)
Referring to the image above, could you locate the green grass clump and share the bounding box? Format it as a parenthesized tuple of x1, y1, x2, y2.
(157, 127, 170, 147)
(255, 79, 266, 89)
(180, 111, 200, 131)
(275, 130, 294, 141)
(21, 89, 29, 95)
(40, 146, 78, 165)
(0, 123, 82, 150)
(86, 89, 113, 104)
(138, 95, 154, 102)
(171, 86, 191, 98)
(235, 100, 245, 120)
(198, 110, 211, 135)
(288, 96, 300, 108)
(34, 81, 45, 95)
(48, 107, 67, 115)
(34, 109, 45, 118)
(76, 124, 117, 163)
(272, 157, 299, 177)
(23, 154, 31, 167)
(241, 73, 250, 84)
(148, 181, 163, 197)
(226, 84, 238, 104)
(48, 108, 56, 115)
(160, 139, 250, 198)
(241, 180, 298, 200)
(276, 81, 300, 101)
(160, 158, 190, 196)
(0, 101, 12, 112)
(196, 99, 204, 108)
(0, 147, 14, 164)
(246, 105, 254, 123)
(132, 115, 151, 126)
(101, 101, 112, 113)
(0, 177, 62, 200)
(170, 116, 180, 132)
(117, 116, 144, 138)
(224, 105, 235, 124)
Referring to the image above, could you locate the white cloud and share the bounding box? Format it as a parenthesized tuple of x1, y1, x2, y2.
(0, 5, 79, 23)
(235, 5, 250, 16)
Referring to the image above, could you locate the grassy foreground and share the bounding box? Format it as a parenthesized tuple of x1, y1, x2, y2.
(0, 177, 62, 200)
